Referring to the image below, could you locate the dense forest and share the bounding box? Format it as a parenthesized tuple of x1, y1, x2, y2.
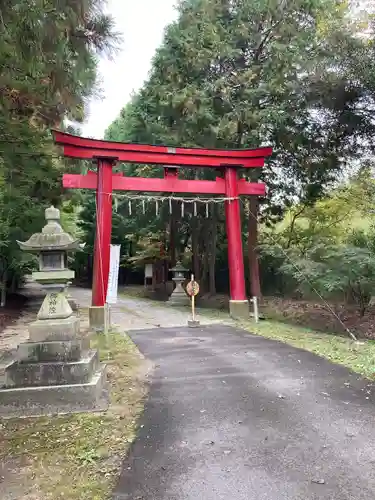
(2, 0, 375, 335)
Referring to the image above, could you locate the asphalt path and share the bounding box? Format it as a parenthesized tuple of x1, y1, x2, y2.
(113, 325, 375, 500)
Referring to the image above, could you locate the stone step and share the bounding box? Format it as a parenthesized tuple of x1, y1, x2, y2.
(16, 337, 90, 363)
(0, 357, 14, 389)
(0, 366, 108, 418)
(3, 350, 99, 388)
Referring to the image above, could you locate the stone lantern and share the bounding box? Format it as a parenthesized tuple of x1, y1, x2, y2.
(168, 260, 189, 306)
(17, 206, 83, 319)
(0, 206, 107, 417)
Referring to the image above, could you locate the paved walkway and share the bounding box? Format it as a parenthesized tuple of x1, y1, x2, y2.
(70, 287, 226, 330)
(112, 324, 375, 500)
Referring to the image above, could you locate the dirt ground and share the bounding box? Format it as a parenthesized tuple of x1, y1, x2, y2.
(0, 294, 30, 369)
(260, 297, 375, 339)
(0, 294, 27, 335)
(201, 294, 375, 339)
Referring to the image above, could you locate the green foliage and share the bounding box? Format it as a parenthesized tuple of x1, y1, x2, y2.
(259, 166, 375, 301)
(276, 166, 375, 249)
(282, 243, 375, 316)
(0, 0, 118, 124)
(0, 0, 117, 303)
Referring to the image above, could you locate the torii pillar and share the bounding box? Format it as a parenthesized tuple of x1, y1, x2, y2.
(225, 167, 248, 318)
(89, 157, 116, 330)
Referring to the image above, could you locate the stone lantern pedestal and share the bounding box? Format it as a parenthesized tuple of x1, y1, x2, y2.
(168, 261, 189, 306)
(0, 206, 107, 417)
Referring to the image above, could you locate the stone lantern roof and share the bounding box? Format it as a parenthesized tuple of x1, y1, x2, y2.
(170, 260, 187, 273)
(17, 206, 84, 253)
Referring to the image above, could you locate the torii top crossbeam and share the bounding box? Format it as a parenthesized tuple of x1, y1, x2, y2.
(53, 130, 272, 168)
(52, 130, 273, 321)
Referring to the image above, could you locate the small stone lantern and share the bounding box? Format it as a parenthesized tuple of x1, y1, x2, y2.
(17, 206, 83, 318)
(168, 260, 189, 306)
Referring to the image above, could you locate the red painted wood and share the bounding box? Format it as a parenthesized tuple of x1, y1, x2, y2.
(92, 159, 114, 307)
(63, 173, 97, 189)
(53, 130, 273, 159)
(62, 173, 266, 196)
(238, 180, 266, 196)
(225, 168, 247, 301)
(60, 145, 265, 168)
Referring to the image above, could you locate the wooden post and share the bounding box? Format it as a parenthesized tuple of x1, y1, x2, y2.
(191, 274, 196, 321)
(92, 158, 114, 307)
(224, 167, 249, 319)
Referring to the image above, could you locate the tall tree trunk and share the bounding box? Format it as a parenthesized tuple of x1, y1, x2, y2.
(87, 253, 92, 284)
(152, 265, 156, 291)
(191, 210, 200, 280)
(0, 268, 7, 307)
(201, 217, 210, 293)
(169, 201, 178, 266)
(10, 273, 18, 293)
(162, 231, 168, 290)
(248, 196, 261, 298)
(201, 250, 209, 293)
(208, 205, 217, 295)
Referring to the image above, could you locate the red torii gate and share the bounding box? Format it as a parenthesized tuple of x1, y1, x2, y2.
(52, 130, 272, 321)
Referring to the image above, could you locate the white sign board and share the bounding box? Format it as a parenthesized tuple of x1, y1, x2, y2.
(145, 263, 153, 278)
(106, 244, 121, 304)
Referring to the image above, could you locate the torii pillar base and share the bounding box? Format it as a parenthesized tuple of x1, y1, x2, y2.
(188, 319, 200, 328)
(89, 306, 110, 332)
(229, 300, 249, 320)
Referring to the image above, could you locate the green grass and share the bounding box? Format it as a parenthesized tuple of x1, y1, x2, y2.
(0, 331, 150, 500)
(237, 319, 375, 379)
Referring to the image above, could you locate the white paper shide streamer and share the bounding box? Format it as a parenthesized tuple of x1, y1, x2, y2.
(111, 193, 239, 218)
(106, 245, 121, 305)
